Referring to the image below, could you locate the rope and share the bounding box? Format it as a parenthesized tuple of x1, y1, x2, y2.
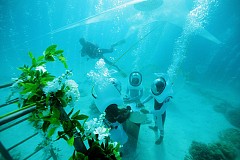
(112, 24, 160, 66)
(91, 24, 160, 95)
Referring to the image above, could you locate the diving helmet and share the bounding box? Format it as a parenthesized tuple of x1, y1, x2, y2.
(151, 77, 166, 95)
(129, 71, 142, 86)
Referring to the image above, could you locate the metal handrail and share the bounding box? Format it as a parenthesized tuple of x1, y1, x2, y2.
(0, 117, 29, 132)
(7, 133, 38, 151)
(0, 83, 13, 89)
(0, 106, 36, 126)
(0, 142, 13, 160)
(22, 145, 44, 160)
(0, 81, 58, 160)
(0, 98, 19, 109)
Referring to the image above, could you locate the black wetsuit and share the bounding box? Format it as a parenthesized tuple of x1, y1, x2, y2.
(81, 41, 113, 59)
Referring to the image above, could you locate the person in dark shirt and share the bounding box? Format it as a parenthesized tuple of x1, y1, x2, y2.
(79, 38, 125, 59)
(79, 38, 127, 77)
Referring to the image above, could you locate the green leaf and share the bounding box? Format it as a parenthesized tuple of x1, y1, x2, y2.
(50, 118, 60, 125)
(71, 110, 80, 119)
(45, 55, 55, 61)
(75, 151, 88, 160)
(37, 55, 45, 61)
(58, 55, 68, 69)
(32, 58, 37, 67)
(72, 120, 82, 131)
(59, 97, 67, 107)
(48, 127, 57, 138)
(54, 49, 64, 55)
(57, 134, 68, 141)
(45, 45, 57, 56)
(62, 120, 73, 133)
(46, 94, 50, 106)
(27, 92, 37, 100)
(67, 108, 74, 117)
(42, 121, 51, 132)
(20, 83, 38, 94)
(52, 107, 60, 119)
(37, 61, 46, 67)
(28, 52, 34, 59)
(72, 114, 89, 121)
(41, 76, 55, 85)
(55, 131, 66, 141)
(67, 136, 74, 146)
(101, 142, 105, 149)
(88, 139, 94, 147)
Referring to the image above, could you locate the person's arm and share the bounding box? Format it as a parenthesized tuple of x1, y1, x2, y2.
(139, 88, 143, 99)
(142, 95, 153, 105)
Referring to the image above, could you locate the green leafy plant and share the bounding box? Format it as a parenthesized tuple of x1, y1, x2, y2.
(8, 45, 121, 160)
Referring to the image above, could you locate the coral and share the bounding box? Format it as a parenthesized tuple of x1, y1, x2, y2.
(225, 107, 240, 128)
(213, 101, 240, 129)
(219, 128, 240, 150)
(213, 102, 229, 114)
(184, 141, 237, 160)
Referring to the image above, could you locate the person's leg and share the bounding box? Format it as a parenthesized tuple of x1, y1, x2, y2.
(111, 39, 126, 48)
(98, 48, 114, 54)
(149, 114, 158, 131)
(155, 111, 166, 144)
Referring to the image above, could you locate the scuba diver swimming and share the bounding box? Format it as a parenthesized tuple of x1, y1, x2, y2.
(79, 38, 127, 77)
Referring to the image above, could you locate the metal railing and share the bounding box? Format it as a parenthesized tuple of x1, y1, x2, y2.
(0, 82, 57, 160)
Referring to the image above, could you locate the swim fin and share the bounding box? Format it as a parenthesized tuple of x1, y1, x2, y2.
(111, 39, 126, 48)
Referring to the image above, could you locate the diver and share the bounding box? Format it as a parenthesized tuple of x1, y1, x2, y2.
(79, 38, 126, 76)
(139, 75, 173, 144)
(124, 71, 143, 107)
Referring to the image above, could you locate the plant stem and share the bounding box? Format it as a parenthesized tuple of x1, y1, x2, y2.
(56, 105, 87, 154)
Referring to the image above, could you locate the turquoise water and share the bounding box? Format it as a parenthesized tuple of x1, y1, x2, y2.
(0, 0, 240, 160)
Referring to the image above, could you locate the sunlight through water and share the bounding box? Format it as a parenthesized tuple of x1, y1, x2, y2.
(167, 0, 218, 81)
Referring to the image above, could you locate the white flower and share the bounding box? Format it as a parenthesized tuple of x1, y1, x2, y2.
(36, 65, 47, 73)
(43, 78, 61, 94)
(94, 126, 110, 140)
(64, 80, 80, 107)
(84, 114, 110, 141)
(109, 141, 118, 148)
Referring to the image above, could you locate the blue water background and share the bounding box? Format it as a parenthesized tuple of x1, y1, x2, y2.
(0, 0, 240, 159)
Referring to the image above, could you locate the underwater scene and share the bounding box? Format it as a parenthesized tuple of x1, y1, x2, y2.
(0, 0, 240, 160)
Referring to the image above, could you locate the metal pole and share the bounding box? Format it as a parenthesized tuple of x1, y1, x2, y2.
(0, 106, 36, 126)
(0, 98, 19, 109)
(7, 133, 38, 151)
(0, 83, 13, 89)
(0, 117, 28, 132)
(0, 142, 13, 160)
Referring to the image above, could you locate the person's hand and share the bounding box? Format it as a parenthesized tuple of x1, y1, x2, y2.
(140, 108, 149, 114)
